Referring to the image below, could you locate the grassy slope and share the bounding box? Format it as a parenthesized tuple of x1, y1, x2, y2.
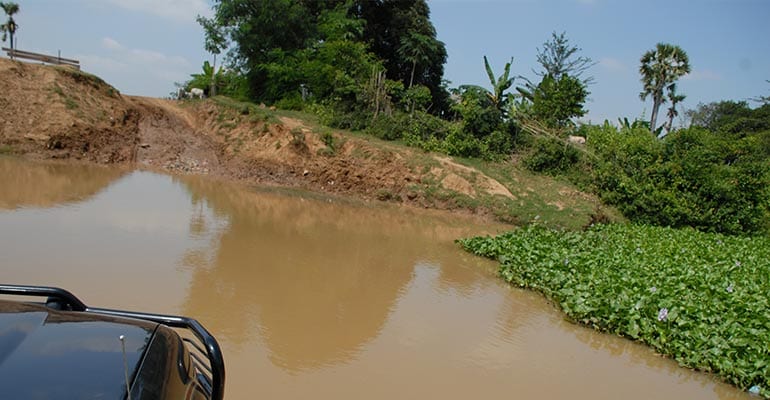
(205, 96, 618, 230)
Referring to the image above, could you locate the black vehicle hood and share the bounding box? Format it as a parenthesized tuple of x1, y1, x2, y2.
(0, 300, 156, 399)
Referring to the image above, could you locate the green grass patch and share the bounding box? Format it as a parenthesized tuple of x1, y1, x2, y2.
(459, 224, 770, 397)
(50, 84, 79, 110)
(0, 145, 14, 155)
(210, 96, 279, 124)
(453, 157, 623, 230)
(64, 98, 78, 110)
(51, 84, 64, 97)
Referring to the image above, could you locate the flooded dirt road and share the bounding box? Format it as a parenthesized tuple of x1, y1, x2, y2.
(0, 157, 751, 399)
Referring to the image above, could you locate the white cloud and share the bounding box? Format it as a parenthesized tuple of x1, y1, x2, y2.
(77, 54, 129, 72)
(77, 39, 193, 95)
(103, 0, 211, 22)
(682, 69, 721, 81)
(599, 57, 627, 72)
(102, 37, 124, 51)
(91, 38, 190, 70)
(130, 48, 190, 68)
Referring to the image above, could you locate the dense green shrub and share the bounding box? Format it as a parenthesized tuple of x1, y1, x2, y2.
(444, 128, 486, 158)
(584, 124, 770, 235)
(482, 129, 515, 159)
(366, 113, 406, 140)
(367, 111, 453, 144)
(308, 101, 369, 131)
(523, 136, 581, 174)
(274, 95, 304, 111)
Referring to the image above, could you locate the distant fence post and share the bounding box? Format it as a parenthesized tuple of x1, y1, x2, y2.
(2, 47, 80, 69)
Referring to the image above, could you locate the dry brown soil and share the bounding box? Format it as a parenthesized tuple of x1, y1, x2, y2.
(0, 58, 597, 220)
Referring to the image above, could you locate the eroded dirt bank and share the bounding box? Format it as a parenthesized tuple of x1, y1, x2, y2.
(0, 58, 606, 223)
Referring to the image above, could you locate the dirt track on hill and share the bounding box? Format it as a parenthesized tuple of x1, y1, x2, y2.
(0, 58, 607, 223)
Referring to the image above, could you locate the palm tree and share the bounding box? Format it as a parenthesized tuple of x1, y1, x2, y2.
(663, 83, 685, 136)
(483, 55, 515, 116)
(0, 2, 19, 52)
(639, 43, 690, 135)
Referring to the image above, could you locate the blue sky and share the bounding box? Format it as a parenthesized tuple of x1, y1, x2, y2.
(6, 0, 769, 124)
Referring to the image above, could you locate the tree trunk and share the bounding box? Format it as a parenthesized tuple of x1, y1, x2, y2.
(210, 54, 217, 97)
(650, 94, 661, 135)
(372, 70, 380, 121)
(409, 61, 416, 89)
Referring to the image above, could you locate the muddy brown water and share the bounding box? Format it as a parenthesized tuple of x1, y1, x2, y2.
(0, 157, 751, 399)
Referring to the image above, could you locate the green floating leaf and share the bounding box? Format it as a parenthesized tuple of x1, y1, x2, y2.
(460, 223, 770, 397)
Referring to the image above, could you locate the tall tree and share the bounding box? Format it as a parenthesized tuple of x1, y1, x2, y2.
(0, 2, 19, 52)
(686, 101, 752, 132)
(197, 14, 228, 96)
(531, 74, 588, 129)
(639, 43, 691, 135)
(663, 83, 685, 135)
(518, 31, 592, 125)
(206, 0, 316, 101)
(686, 100, 770, 136)
(356, 0, 448, 114)
(200, 0, 449, 112)
(397, 32, 436, 89)
(535, 31, 595, 85)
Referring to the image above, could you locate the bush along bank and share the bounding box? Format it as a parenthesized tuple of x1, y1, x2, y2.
(458, 224, 769, 397)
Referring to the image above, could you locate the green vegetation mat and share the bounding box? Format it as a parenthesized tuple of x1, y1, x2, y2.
(459, 224, 769, 397)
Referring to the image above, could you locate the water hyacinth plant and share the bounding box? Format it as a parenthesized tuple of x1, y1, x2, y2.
(458, 224, 770, 397)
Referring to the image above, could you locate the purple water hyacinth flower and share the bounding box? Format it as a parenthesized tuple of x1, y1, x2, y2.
(726, 284, 734, 293)
(649, 286, 657, 293)
(735, 260, 742, 267)
(657, 307, 669, 322)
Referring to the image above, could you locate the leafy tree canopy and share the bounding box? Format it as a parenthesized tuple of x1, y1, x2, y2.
(200, 0, 448, 112)
(531, 74, 588, 129)
(534, 31, 595, 85)
(358, 0, 448, 113)
(687, 100, 770, 136)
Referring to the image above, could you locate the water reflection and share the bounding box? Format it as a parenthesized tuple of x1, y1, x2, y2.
(170, 176, 749, 399)
(175, 177, 506, 372)
(0, 157, 127, 209)
(0, 159, 752, 400)
(0, 165, 212, 312)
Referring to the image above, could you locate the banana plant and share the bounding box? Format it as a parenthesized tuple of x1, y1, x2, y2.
(483, 56, 515, 117)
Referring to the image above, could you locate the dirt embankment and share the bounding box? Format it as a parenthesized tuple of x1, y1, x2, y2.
(0, 58, 606, 224)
